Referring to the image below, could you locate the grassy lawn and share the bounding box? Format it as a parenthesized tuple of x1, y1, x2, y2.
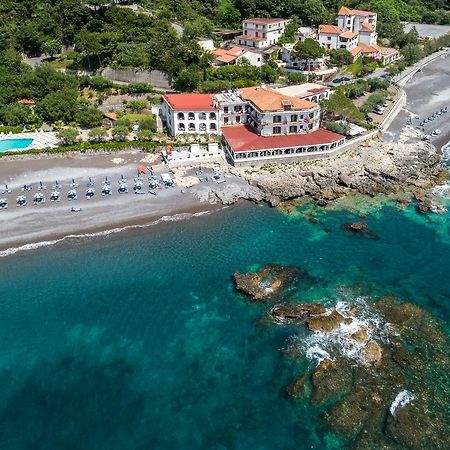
(121, 113, 153, 122)
(344, 57, 363, 76)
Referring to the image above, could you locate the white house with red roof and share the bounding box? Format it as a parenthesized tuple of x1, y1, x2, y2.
(210, 47, 264, 67)
(318, 25, 359, 51)
(235, 18, 290, 49)
(161, 94, 220, 136)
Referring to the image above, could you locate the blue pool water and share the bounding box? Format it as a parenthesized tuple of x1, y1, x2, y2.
(0, 138, 33, 152)
(0, 201, 448, 449)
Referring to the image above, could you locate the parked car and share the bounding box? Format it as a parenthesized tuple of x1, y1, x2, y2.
(332, 77, 342, 84)
(341, 76, 351, 82)
(373, 106, 384, 115)
(383, 101, 389, 107)
(365, 115, 374, 124)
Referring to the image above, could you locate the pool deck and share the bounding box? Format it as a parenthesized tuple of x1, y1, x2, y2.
(0, 131, 59, 151)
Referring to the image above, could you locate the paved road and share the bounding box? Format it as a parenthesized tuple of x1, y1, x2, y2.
(403, 23, 450, 39)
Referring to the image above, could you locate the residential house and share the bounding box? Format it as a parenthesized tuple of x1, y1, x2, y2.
(235, 18, 290, 49)
(211, 47, 263, 67)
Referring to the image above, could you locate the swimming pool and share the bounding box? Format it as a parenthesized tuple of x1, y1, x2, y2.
(0, 138, 33, 152)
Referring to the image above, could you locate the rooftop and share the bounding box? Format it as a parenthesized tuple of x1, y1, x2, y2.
(222, 125, 343, 152)
(244, 18, 287, 24)
(275, 83, 329, 99)
(163, 94, 219, 111)
(239, 87, 317, 112)
(360, 21, 375, 32)
(340, 31, 358, 39)
(338, 6, 377, 17)
(319, 24, 345, 35)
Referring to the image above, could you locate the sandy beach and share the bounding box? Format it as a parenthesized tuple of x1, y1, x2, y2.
(0, 151, 248, 253)
(383, 51, 450, 151)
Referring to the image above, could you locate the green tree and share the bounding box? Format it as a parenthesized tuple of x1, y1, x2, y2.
(286, 72, 306, 85)
(36, 89, 79, 123)
(174, 65, 203, 92)
(126, 101, 147, 113)
(136, 130, 153, 141)
(75, 102, 103, 128)
(401, 44, 423, 65)
(42, 39, 62, 58)
(260, 63, 279, 84)
(112, 125, 129, 141)
(139, 116, 156, 132)
(293, 38, 325, 78)
(329, 49, 353, 67)
(57, 127, 79, 146)
(279, 21, 300, 44)
(88, 127, 108, 143)
(321, 90, 365, 124)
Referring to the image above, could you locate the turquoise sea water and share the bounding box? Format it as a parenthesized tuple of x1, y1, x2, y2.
(0, 138, 33, 152)
(0, 200, 449, 449)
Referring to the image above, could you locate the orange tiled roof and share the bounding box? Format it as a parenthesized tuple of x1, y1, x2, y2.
(216, 54, 238, 64)
(319, 24, 345, 35)
(239, 87, 317, 112)
(103, 112, 117, 121)
(355, 43, 380, 54)
(340, 31, 357, 39)
(350, 47, 362, 58)
(338, 6, 353, 15)
(360, 21, 375, 32)
(236, 34, 266, 41)
(380, 47, 399, 56)
(16, 98, 35, 104)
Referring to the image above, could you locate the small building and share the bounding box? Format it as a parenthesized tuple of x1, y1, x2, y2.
(378, 47, 401, 65)
(318, 25, 358, 52)
(211, 47, 264, 67)
(280, 44, 328, 72)
(294, 27, 317, 42)
(235, 18, 290, 49)
(238, 86, 321, 136)
(222, 124, 346, 165)
(161, 94, 220, 136)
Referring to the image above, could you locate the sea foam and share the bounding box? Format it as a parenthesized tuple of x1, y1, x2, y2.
(389, 390, 415, 416)
(0, 209, 217, 258)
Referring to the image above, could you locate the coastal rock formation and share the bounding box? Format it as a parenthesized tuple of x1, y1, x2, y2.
(237, 263, 450, 449)
(235, 139, 448, 211)
(234, 264, 312, 301)
(270, 302, 326, 322)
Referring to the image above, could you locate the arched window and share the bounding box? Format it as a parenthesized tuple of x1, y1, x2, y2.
(199, 123, 206, 131)
(209, 112, 216, 120)
(188, 123, 196, 131)
(188, 112, 195, 120)
(210, 123, 217, 131)
(199, 112, 206, 120)
(177, 112, 185, 120)
(178, 123, 185, 131)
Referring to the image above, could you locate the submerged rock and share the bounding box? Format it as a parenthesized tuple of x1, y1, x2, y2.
(342, 221, 379, 239)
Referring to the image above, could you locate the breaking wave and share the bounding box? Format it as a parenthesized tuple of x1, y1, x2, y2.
(302, 297, 392, 366)
(0, 209, 217, 258)
(389, 390, 415, 416)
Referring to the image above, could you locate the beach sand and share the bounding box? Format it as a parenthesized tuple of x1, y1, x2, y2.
(383, 51, 450, 151)
(0, 151, 237, 252)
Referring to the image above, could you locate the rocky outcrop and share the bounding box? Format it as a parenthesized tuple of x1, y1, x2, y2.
(240, 139, 448, 211)
(270, 302, 326, 322)
(306, 309, 352, 333)
(234, 264, 312, 301)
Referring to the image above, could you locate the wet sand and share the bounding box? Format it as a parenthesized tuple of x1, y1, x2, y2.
(0, 151, 232, 252)
(383, 51, 450, 151)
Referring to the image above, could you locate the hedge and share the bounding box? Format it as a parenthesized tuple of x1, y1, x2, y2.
(0, 140, 169, 158)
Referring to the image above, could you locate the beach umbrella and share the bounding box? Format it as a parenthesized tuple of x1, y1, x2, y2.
(138, 165, 146, 175)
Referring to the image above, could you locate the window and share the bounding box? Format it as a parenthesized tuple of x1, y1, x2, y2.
(273, 115, 282, 123)
(199, 112, 206, 120)
(224, 106, 229, 114)
(328, 36, 331, 40)
(177, 112, 185, 120)
(178, 123, 185, 131)
(273, 126, 281, 134)
(289, 125, 297, 133)
(234, 106, 242, 113)
(209, 112, 216, 120)
(291, 114, 298, 122)
(199, 123, 206, 131)
(188, 123, 195, 131)
(223, 117, 229, 124)
(188, 112, 195, 120)
(210, 123, 217, 131)
(283, 105, 292, 111)
(236, 116, 241, 123)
